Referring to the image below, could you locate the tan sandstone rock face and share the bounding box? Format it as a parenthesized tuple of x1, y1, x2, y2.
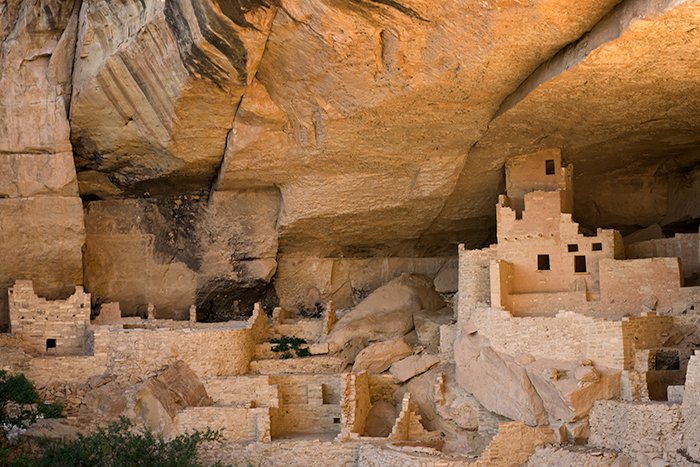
(322, 273, 445, 351)
(390, 354, 441, 384)
(82, 380, 127, 416)
(0, 1, 85, 332)
(70, 0, 278, 196)
(352, 337, 413, 374)
(214, 0, 624, 256)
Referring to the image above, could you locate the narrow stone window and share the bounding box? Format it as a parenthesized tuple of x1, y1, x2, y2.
(592, 243, 602, 251)
(568, 244, 578, 252)
(545, 159, 555, 175)
(46, 339, 56, 351)
(333, 418, 341, 424)
(575, 256, 587, 273)
(537, 254, 550, 271)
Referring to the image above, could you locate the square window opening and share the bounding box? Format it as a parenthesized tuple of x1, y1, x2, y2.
(567, 244, 579, 252)
(575, 256, 587, 273)
(46, 339, 56, 350)
(537, 254, 550, 271)
(545, 159, 555, 175)
(592, 243, 602, 251)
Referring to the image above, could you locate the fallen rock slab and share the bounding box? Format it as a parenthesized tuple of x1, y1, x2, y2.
(353, 337, 413, 374)
(390, 354, 441, 383)
(454, 330, 548, 427)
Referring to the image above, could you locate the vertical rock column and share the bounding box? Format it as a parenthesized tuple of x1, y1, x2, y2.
(0, 1, 85, 331)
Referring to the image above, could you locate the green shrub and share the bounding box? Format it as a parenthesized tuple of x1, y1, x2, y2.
(269, 336, 310, 359)
(36, 403, 63, 420)
(0, 372, 64, 430)
(0, 372, 38, 406)
(35, 417, 230, 467)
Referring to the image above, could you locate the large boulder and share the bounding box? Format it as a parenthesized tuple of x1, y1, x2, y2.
(454, 327, 548, 427)
(322, 273, 445, 351)
(156, 360, 213, 407)
(363, 401, 398, 438)
(135, 360, 213, 437)
(352, 337, 413, 374)
(82, 381, 127, 416)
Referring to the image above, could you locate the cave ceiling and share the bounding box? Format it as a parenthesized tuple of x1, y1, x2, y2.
(68, 0, 700, 257)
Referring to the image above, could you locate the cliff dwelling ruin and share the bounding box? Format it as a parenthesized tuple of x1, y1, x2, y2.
(3, 0, 700, 466)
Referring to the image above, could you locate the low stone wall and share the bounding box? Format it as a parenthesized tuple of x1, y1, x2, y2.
(269, 374, 341, 405)
(270, 404, 341, 437)
(203, 375, 278, 407)
(274, 319, 324, 343)
(473, 307, 673, 370)
(589, 400, 685, 465)
(523, 446, 629, 467)
(198, 439, 361, 467)
(358, 444, 474, 467)
(625, 233, 700, 283)
(250, 356, 344, 375)
(177, 407, 271, 442)
(24, 355, 107, 385)
(599, 257, 692, 314)
(93, 307, 268, 382)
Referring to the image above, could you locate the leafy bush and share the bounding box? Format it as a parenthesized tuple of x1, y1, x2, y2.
(36, 403, 63, 420)
(0, 372, 38, 406)
(269, 336, 310, 359)
(0, 371, 39, 429)
(0, 371, 63, 429)
(35, 417, 230, 467)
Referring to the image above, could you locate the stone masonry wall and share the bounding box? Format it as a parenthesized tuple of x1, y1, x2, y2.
(93, 306, 268, 383)
(626, 233, 700, 283)
(599, 257, 691, 314)
(8, 280, 90, 356)
(202, 375, 278, 407)
(270, 405, 342, 437)
(177, 407, 271, 442)
(198, 440, 360, 467)
(589, 400, 685, 465)
(458, 246, 495, 324)
(340, 372, 371, 439)
(474, 421, 556, 467)
(473, 308, 672, 370)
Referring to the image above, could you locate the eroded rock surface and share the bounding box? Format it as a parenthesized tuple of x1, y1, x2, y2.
(70, 0, 278, 196)
(83, 189, 280, 319)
